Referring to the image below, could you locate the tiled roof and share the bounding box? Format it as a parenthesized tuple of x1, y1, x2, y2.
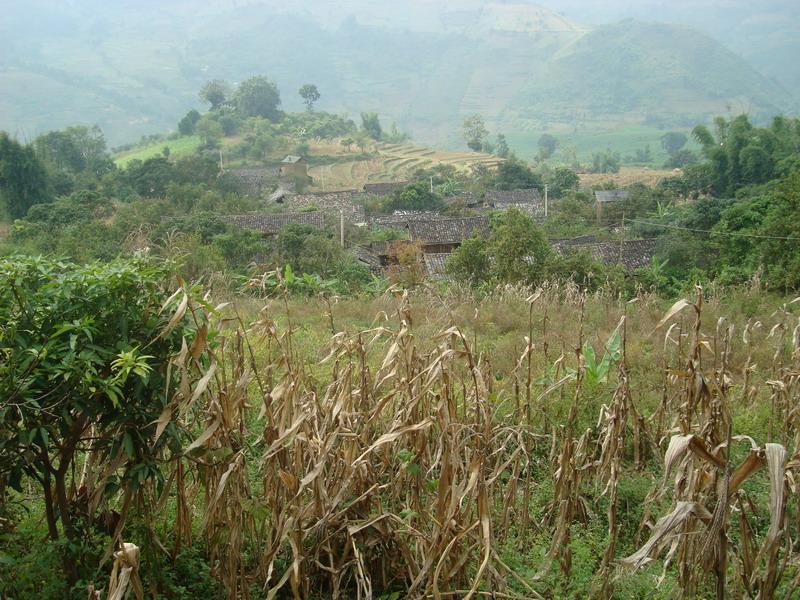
(423, 253, 450, 279)
(285, 191, 366, 222)
(594, 190, 629, 203)
(350, 245, 383, 271)
(369, 211, 442, 227)
(221, 212, 327, 235)
(363, 181, 409, 195)
(554, 238, 657, 272)
(406, 217, 490, 244)
(484, 189, 543, 205)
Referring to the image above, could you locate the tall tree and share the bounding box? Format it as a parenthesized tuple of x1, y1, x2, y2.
(489, 208, 551, 283)
(463, 115, 488, 152)
(0, 133, 50, 219)
(360, 112, 383, 141)
(537, 134, 558, 159)
(234, 76, 282, 121)
(660, 131, 688, 157)
(299, 84, 321, 112)
(199, 79, 231, 110)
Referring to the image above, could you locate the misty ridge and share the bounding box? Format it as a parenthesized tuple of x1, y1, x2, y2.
(1, 0, 798, 147)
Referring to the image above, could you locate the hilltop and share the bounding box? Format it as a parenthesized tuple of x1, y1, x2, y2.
(1, 1, 795, 149)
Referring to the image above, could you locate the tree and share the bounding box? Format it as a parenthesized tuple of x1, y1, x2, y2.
(495, 134, 510, 158)
(234, 76, 282, 121)
(661, 132, 688, 157)
(537, 134, 558, 159)
(493, 157, 543, 191)
(34, 125, 113, 178)
(489, 208, 551, 283)
(463, 115, 488, 152)
(0, 256, 211, 581)
(195, 115, 224, 145)
(383, 183, 445, 212)
(299, 84, 321, 112)
(361, 112, 383, 141)
(0, 133, 50, 219)
(591, 150, 621, 174)
(446, 237, 490, 286)
(178, 109, 201, 135)
(199, 79, 230, 110)
(547, 166, 580, 198)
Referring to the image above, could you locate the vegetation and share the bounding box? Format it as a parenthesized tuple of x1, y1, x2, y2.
(1, 46, 800, 596)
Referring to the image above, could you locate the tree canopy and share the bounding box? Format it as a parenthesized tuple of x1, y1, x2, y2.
(233, 76, 282, 121)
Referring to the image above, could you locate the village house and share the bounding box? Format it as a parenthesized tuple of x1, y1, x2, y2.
(279, 155, 309, 179)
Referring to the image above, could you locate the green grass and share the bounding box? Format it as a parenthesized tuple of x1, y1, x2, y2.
(506, 124, 696, 164)
(114, 136, 202, 167)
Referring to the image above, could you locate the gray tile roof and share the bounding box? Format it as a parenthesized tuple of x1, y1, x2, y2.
(281, 155, 305, 164)
(363, 181, 409, 195)
(423, 253, 450, 279)
(285, 191, 366, 222)
(406, 216, 490, 244)
(554, 238, 657, 272)
(221, 212, 327, 235)
(369, 211, 443, 227)
(484, 189, 543, 206)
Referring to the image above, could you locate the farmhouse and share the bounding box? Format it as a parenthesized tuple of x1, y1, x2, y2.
(279, 155, 309, 179)
(223, 167, 280, 196)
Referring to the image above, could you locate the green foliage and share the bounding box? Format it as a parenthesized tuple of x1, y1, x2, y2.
(360, 112, 383, 141)
(383, 183, 445, 213)
(660, 131, 688, 156)
(199, 79, 230, 110)
(493, 158, 543, 191)
(299, 84, 321, 111)
(0, 256, 208, 574)
(537, 134, 558, 159)
(489, 208, 551, 284)
(234, 76, 282, 121)
(178, 109, 201, 135)
(546, 166, 580, 198)
(463, 114, 488, 152)
(0, 133, 51, 219)
(195, 115, 224, 145)
(590, 149, 621, 174)
(445, 237, 490, 286)
(582, 324, 622, 386)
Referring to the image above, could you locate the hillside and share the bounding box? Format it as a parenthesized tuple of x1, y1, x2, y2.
(1, 2, 795, 149)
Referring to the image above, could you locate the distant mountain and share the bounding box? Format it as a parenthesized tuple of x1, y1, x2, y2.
(0, 1, 795, 146)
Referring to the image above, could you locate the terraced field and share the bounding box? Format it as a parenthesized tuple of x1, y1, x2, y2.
(308, 143, 501, 191)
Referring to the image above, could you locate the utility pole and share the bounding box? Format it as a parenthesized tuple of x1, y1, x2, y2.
(544, 184, 549, 219)
(430, 176, 434, 194)
(321, 169, 326, 192)
(219, 149, 225, 174)
(619, 212, 625, 265)
(340, 209, 345, 248)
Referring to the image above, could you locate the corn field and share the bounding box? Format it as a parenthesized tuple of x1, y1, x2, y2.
(21, 281, 800, 599)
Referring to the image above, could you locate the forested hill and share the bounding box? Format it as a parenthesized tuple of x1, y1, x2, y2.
(1, 1, 796, 146)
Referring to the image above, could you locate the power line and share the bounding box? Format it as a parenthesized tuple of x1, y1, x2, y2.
(626, 218, 800, 242)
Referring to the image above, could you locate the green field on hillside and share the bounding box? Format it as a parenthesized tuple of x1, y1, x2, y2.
(114, 136, 202, 167)
(506, 124, 696, 164)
